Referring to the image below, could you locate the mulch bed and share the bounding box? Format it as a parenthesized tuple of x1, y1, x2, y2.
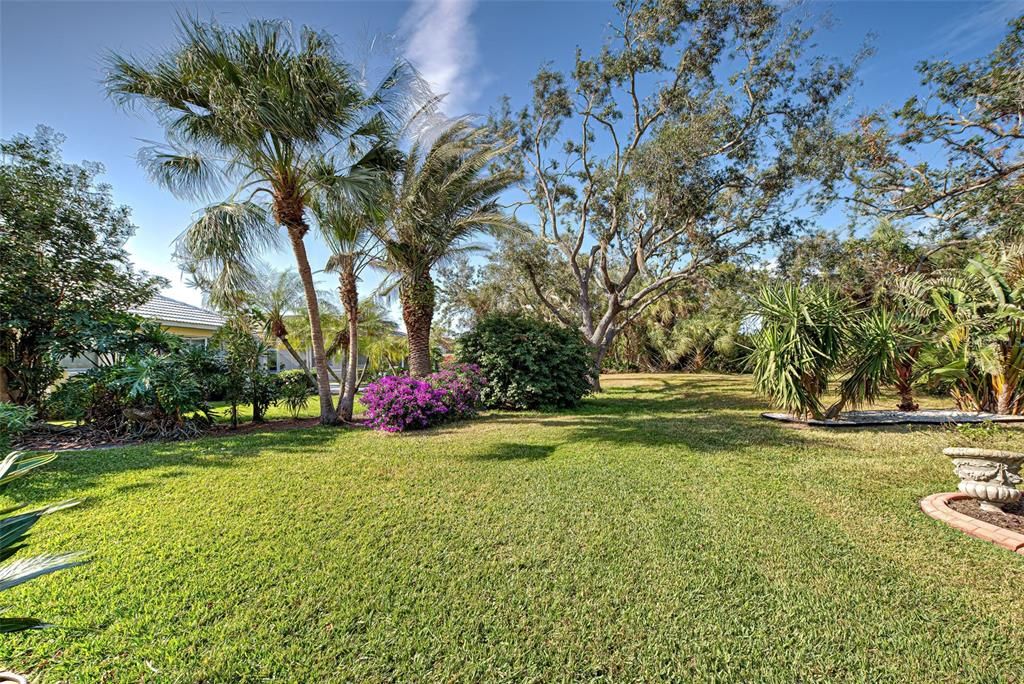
(949, 497, 1024, 533)
(11, 417, 343, 453)
(763, 409, 1024, 428)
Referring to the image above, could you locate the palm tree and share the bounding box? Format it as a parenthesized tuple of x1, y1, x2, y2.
(105, 17, 416, 424)
(316, 193, 388, 421)
(375, 120, 519, 376)
(245, 268, 314, 378)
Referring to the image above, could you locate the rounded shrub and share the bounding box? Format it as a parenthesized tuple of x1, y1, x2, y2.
(457, 314, 593, 410)
(361, 376, 449, 432)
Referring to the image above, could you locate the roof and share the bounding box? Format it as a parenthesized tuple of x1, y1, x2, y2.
(131, 294, 226, 331)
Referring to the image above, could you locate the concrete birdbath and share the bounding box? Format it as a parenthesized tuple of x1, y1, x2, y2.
(943, 447, 1024, 513)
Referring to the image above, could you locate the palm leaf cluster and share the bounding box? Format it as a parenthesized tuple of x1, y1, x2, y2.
(0, 451, 84, 633)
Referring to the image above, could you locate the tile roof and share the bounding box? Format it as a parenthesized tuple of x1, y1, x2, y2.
(131, 293, 225, 330)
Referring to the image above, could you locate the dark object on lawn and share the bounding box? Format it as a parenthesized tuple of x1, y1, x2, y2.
(762, 409, 1024, 428)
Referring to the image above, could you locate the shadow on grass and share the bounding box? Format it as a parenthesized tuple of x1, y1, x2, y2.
(5, 425, 348, 503)
(474, 442, 558, 461)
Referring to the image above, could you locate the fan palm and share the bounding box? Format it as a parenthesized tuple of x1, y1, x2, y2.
(374, 120, 519, 376)
(106, 17, 418, 424)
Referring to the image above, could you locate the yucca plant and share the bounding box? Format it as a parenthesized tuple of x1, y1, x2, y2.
(0, 451, 84, 633)
(839, 307, 926, 412)
(750, 284, 851, 419)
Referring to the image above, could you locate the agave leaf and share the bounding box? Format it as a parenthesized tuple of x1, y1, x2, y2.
(0, 552, 89, 593)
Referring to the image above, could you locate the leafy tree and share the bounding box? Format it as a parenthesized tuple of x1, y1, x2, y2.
(0, 128, 162, 406)
(106, 17, 416, 424)
(374, 120, 518, 376)
(491, 0, 859, 388)
(458, 314, 593, 410)
(847, 15, 1024, 243)
(213, 317, 278, 425)
(776, 220, 924, 304)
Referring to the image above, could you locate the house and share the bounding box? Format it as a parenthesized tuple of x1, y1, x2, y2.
(60, 293, 226, 375)
(131, 294, 226, 346)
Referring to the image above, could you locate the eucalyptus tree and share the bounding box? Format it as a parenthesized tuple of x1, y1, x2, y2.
(491, 0, 859, 388)
(847, 15, 1024, 243)
(374, 120, 519, 376)
(105, 17, 415, 424)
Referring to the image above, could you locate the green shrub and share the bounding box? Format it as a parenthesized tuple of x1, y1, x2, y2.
(44, 376, 93, 423)
(457, 314, 593, 410)
(0, 403, 36, 449)
(275, 370, 315, 417)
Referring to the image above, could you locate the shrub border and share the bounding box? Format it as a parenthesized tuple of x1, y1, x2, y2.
(920, 492, 1024, 555)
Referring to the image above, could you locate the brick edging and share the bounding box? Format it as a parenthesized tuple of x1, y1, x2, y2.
(920, 492, 1024, 555)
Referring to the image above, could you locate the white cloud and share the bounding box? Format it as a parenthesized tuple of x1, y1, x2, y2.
(401, 0, 479, 115)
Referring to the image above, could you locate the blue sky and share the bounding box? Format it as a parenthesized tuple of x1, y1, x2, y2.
(2, 0, 1021, 308)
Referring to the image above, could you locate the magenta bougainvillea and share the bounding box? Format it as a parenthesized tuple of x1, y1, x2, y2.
(362, 363, 486, 432)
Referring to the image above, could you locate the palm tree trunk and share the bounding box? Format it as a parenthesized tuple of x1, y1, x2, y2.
(337, 258, 359, 422)
(284, 225, 338, 425)
(401, 274, 435, 377)
(279, 336, 314, 378)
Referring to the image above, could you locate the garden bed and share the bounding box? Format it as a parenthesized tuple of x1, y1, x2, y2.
(11, 417, 323, 453)
(762, 409, 1024, 428)
(920, 492, 1024, 555)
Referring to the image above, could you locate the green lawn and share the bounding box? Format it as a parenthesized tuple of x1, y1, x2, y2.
(3, 374, 1023, 682)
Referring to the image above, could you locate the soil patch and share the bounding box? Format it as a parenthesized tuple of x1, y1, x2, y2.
(949, 497, 1024, 533)
(11, 417, 354, 453)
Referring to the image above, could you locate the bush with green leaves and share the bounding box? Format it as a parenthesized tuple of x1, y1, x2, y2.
(457, 314, 593, 410)
(275, 370, 316, 417)
(0, 404, 35, 450)
(44, 376, 94, 424)
(213, 319, 280, 426)
(0, 450, 85, 632)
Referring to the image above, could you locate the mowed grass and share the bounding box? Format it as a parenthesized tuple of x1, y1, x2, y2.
(2, 374, 1024, 682)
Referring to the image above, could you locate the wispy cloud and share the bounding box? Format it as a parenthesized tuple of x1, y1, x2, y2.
(401, 0, 479, 115)
(933, 1, 1020, 55)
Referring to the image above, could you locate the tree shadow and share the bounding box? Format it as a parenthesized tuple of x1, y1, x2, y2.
(472, 442, 558, 461)
(2, 425, 349, 503)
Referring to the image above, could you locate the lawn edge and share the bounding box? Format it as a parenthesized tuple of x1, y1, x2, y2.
(920, 492, 1024, 555)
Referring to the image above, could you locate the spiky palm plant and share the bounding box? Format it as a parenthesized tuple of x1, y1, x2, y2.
(750, 284, 851, 419)
(839, 307, 925, 411)
(374, 120, 519, 376)
(106, 17, 419, 424)
(0, 451, 84, 633)
(669, 317, 740, 371)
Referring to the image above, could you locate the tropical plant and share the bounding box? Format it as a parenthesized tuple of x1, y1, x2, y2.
(275, 370, 316, 417)
(241, 268, 315, 380)
(213, 318, 278, 426)
(318, 189, 388, 421)
(749, 284, 851, 420)
(426, 363, 486, 420)
(0, 128, 162, 406)
(0, 450, 85, 632)
(106, 17, 418, 424)
(0, 404, 35, 451)
(916, 246, 1024, 414)
(361, 375, 448, 432)
(669, 316, 742, 372)
(457, 314, 593, 410)
(375, 119, 518, 376)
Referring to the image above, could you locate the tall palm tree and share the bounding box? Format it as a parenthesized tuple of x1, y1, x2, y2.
(316, 192, 388, 421)
(105, 17, 416, 424)
(375, 120, 519, 376)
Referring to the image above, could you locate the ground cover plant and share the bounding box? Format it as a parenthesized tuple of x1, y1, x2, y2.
(1, 374, 1023, 681)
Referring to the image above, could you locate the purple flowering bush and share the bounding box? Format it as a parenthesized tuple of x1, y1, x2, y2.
(427, 363, 486, 420)
(362, 363, 486, 432)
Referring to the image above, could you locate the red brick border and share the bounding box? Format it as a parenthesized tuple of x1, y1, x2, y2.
(921, 492, 1024, 555)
